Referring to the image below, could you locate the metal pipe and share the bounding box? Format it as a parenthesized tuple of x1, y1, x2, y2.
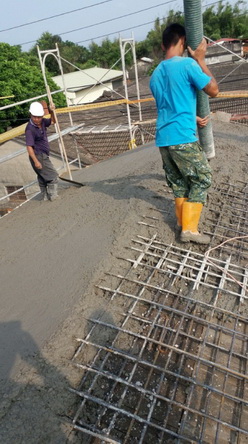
(183, 0, 215, 159)
(0, 89, 63, 112)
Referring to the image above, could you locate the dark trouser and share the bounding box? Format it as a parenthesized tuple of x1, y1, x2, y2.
(159, 141, 212, 204)
(29, 153, 58, 200)
(29, 153, 58, 188)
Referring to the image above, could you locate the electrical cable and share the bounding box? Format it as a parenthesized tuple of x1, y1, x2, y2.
(14, 1, 246, 48)
(18, 1, 176, 47)
(75, 19, 162, 45)
(0, 0, 113, 33)
(77, 6, 248, 45)
(49, 1, 176, 38)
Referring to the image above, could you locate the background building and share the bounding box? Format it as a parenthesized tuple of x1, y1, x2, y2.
(52, 67, 123, 106)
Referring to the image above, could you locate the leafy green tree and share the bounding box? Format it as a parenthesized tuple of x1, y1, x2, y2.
(81, 59, 98, 69)
(88, 38, 131, 69)
(145, 18, 164, 61)
(29, 32, 63, 75)
(29, 32, 92, 74)
(142, 1, 247, 71)
(145, 12, 184, 61)
(136, 40, 152, 59)
(0, 43, 65, 133)
(203, 6, 221, 40)
(203, 1, 248, 39)
(61, 40, 90, 73)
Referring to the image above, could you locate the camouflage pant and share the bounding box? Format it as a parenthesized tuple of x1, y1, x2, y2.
(159, 142, 212, 203)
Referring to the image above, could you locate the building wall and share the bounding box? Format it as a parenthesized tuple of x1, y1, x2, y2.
(72, 82, 114, 105)
(206, 41, 242, 65)
(65, 79, 123, 106)
(207, 54, 240, 65)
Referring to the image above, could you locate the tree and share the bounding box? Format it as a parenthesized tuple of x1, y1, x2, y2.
(203, 6, 221, 40)
(0, 43, 65, 133)
(88, 38, 132, 70)
(142, 1, 247, 72)
(145, 12, 184, 61)
(29, 32, 63, 75)
(203, 1, 248, 39)
(29, 32, 92, 75)
(60, 41, 90, 73)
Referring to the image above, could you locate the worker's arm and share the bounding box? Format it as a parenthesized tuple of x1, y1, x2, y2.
(188, 39, 219, 98)
(26, 145, 42, 169)
(40, 100, 56, 124)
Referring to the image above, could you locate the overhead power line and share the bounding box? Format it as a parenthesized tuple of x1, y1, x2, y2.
(76, 19, 163, 44)
(75, 3, 246, 44)
(18, 18, 157, 47)
(203, 0, 225, 8)
(0, 0, 113, 33)
(76, 0, 246, 44)
(52, 1, 176, 38)
(13, 0, 232, 48)
(18, 0, 176, 47)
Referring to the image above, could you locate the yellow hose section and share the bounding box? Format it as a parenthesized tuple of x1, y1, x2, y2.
(0, 95, 15, 99)
(217, 92, 248, 98)
(55, 98, 154, 114)
(0, 123, 27, 144)
(0, 116, 50, 144)
(55, 93, 248, 114)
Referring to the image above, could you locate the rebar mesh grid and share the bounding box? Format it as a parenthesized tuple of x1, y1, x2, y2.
(71, 235, 248, 444)
(206, 181, 248, 265)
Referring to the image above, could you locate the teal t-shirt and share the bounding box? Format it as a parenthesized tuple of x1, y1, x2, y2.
(150, 57, 211, 146)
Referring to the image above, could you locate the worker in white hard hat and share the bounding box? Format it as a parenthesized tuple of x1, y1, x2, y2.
(25, 101, 58, 201)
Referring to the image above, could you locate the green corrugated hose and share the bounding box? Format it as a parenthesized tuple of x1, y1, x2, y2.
(183, 0, 215, 159)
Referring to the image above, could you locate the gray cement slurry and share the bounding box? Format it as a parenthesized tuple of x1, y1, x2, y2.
(0, 121, 247, 442)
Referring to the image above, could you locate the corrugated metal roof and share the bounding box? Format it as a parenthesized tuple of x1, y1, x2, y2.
(52, 67, 123, 92)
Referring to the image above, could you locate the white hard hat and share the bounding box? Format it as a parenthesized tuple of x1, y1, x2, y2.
(29, 102, 44, 116)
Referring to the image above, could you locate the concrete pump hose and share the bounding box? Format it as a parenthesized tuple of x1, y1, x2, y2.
(183, 0, 215, 159)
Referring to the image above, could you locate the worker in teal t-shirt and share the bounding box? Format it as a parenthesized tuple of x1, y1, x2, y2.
(150, 23, 219, 244)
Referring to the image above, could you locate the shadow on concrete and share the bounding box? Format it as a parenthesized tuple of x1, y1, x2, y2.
(0, 321, 72, 443)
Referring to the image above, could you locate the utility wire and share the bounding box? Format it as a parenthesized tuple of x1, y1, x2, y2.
(51, 1, 175, 38)
(75, 4, 247, 44)
(18, 1, 176, 47)
(13, 0, 245, 47)
(0, 0, 113, 33)
(75, 19, 159, 44)
(203, 0, 224, 8)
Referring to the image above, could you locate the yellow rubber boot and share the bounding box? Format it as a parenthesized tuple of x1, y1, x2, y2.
(175, 197, 188, 231)
(180, 202, 210, 244)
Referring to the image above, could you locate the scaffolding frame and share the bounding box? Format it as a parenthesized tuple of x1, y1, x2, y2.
(120, 35, 144, 148)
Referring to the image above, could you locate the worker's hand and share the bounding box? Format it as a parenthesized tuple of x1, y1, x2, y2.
(188, 38, 207, 62)
(40, 100, 49, 115)
(49, 102, 56, 111)
(35, 160, 42, 169)
(40, 100, 47, 107)
(197, 115, 209, 128)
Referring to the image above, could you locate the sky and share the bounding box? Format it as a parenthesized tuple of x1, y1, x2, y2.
(0, 0, 236, 51)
